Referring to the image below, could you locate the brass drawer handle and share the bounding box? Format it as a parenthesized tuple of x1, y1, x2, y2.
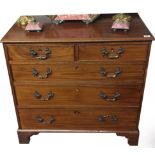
(32, 67, 52, 79)
(97, 115, 118, 123)
(100, 67, 121, 78)
(36, 115, 56, 124)
(30, 48, 51, 60)
(100, 47, 125, 59)
(34, 91, 54, 101)
(100, 91, 120, 102)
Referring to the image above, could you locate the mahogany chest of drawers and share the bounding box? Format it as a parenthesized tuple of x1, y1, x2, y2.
(1, 13, 154, 145)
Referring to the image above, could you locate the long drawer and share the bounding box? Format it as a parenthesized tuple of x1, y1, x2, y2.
(11, 64, 145, 83)
(15, 85, 142, 107)
(6, 44, 74, 62)
(18, 108, 138, 130)
(79, 43, 149, 62)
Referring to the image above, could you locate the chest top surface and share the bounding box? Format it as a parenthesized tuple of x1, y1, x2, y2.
(1, 13, 154, 43)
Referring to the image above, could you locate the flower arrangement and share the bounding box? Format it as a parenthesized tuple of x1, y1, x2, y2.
(17, 16, 36, 26)
(112, 13, 132, 31)
(112, 13, 132, 23)
(17, 16, 43, 32)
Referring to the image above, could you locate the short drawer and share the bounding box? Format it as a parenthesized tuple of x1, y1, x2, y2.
(6, 44, 74, 62)
(15, 85, 142, 107)
(19, 108, 138, 130)
(11, 64, 145, 84)
(79, 43, 149, 62)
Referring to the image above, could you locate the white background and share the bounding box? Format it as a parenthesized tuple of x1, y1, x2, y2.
(0, 0, 155, 153)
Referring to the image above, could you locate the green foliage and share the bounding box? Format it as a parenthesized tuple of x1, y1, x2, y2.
(112, 13, 132, 22)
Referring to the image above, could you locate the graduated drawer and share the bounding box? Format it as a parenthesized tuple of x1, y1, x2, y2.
(6, 44, 74, 62)
(18, 108, 138, 130)
(15, 85, 142, 107)
(79, 43, 149, 62)
(11, 64, 145, 84)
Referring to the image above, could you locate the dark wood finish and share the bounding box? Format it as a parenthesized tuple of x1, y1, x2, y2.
(2, 44, 22, 128)
(11, 64, 145, 84)
(17, 130, 138, 144)
(6, 44, 74, 62)
(15, 85, 142, 107)
(116, 130, 139, 146)
(1, 14, 154, 43)
(1, 13, 154, 145)
(17, 130, 39, 144)
(18, 108, 138, 130)
(79, 43, 149, 62)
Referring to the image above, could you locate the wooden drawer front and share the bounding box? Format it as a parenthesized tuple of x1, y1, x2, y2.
(11, 64, 144, 83)
(19, 108, 138, 130)
(79, 44, 149, 62)
(15, 86, 142, 107)
(76, 64, 144, 82)
(6, 44, 74, 62)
